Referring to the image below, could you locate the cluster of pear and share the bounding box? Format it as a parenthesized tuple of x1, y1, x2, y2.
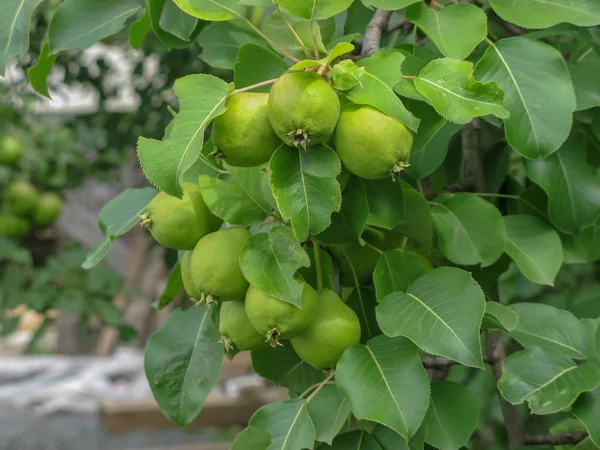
(143, 182, 361, 370)
(212, 70, 413, 179)
(0, 137, 64, 240)
(142, 70, 416, 369)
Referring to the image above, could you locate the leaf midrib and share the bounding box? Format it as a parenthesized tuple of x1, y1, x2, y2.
(406, 292, 478, 364)
(179, 305, 210, 421)
(280, 402, 306, 450)
(417, 75, 506, 110)
(513, 328, 585, 359)
(3, 0, 27, 62)
(365, 345, 408, 432)
(431, 202, 481, 261)
(489, 42, 541, 155)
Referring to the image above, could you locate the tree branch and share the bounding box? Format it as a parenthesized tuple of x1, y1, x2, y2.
(362, 9, 393, 56)
(525, 432, 588, 446)
(425, 119, 483, 200)
(483, 284, 527, 449)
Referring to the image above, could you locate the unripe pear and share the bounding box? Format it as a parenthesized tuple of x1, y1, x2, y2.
(268, 72, 340, 149)
(334, 103, 413, 179)
(189, 227, 250, 302)
(291, 289, 361, 370)
(0, 212, 30, 239)
(220, 299, 267, 351)
(0, 136, 24, 165)
(7, 180, 39, 216)
(245, 280, 318, 347)
(33, 192, 63, 227)
(141, 183, 221, 250)
(212, 92, 281, 167)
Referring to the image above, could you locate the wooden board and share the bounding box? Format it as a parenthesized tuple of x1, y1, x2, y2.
(100, 388, 287, 433)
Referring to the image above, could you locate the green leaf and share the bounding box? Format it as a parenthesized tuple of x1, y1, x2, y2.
(562, 224, 600, 264)
(482, 301, 518, 332)
(509, 303, 589, 360)
(149, 0, 197, 49)
(137, 74, 230, 197)
(144, 304, 223, 427)
(199, 165, 273, 225)
(49, 0, 144, 54)
(262, 12, 334, 60)
(0, 237, 32, 265)
(430, 193, 506, 267)
(159, 0, 198, 41)
(249, 399, 316, 450)
(298, 247, 334, 290)
(270, 145, 342, 242)
(173, 0, 244, 20)
(318, 176, 368, 245)
(157, 262, 183, 309)
(234, 44, 288, 92)
(331, 59, 367, 91)
(503, 215, 563, 286)
(364, 178, 405, 230)
(397, 181, 433, 250)
(373, 250, 429, 301)
(406, 3, 487, 60)
(489, 0, 600, 28)
(423, 381, 479, 450)
(306, 384, 351, 445)
(83, 187, 157, 269)
(252, 345, 325, 395)
(347, 50, 420, 132)
(324, 430, 384, 449)
(571, 50, 600, 111)
(27, 42, 57, 99)
(277, 0, 353, 20)
(405, 103, 461, 181)
(231, 427, 271, 450)
(499, 347, 600, 415)
(474, 37, 576, 158)
(525, 133, 600, 234)
(377, 267, 486, 368)
(372, 425, 410, 450)
(337, 335, 430, 440)
(361, 0, 421, 8)
(346, 287, 381, 344)
(573, 388, 600, 447)
(197, 21, 265, 70)
(128, 9, 151, 49)
(415, 58, 509, 125)
(0, 0, 44, 75)
(239, 227, 310, 307)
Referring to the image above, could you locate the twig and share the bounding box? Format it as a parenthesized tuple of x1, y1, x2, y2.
(362, 9, 393, 56)
(525, 432, 588, 446)
(233, 78, 279, 94)
(272, 0, 314, 60)
(311, 236, 324, 291)
(462, 118, 484, 192)
(310, 19, 320, 59)
(425, 119, 482, 200)
(422, 353, 500, 369)
(488, 10, 523, 37)
(425, 180, 474, 200)
(486, 286, 526, 449)
(305, 371, 336, 402)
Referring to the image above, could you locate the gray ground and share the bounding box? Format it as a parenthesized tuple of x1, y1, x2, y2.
(0, 408, 228, 450)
